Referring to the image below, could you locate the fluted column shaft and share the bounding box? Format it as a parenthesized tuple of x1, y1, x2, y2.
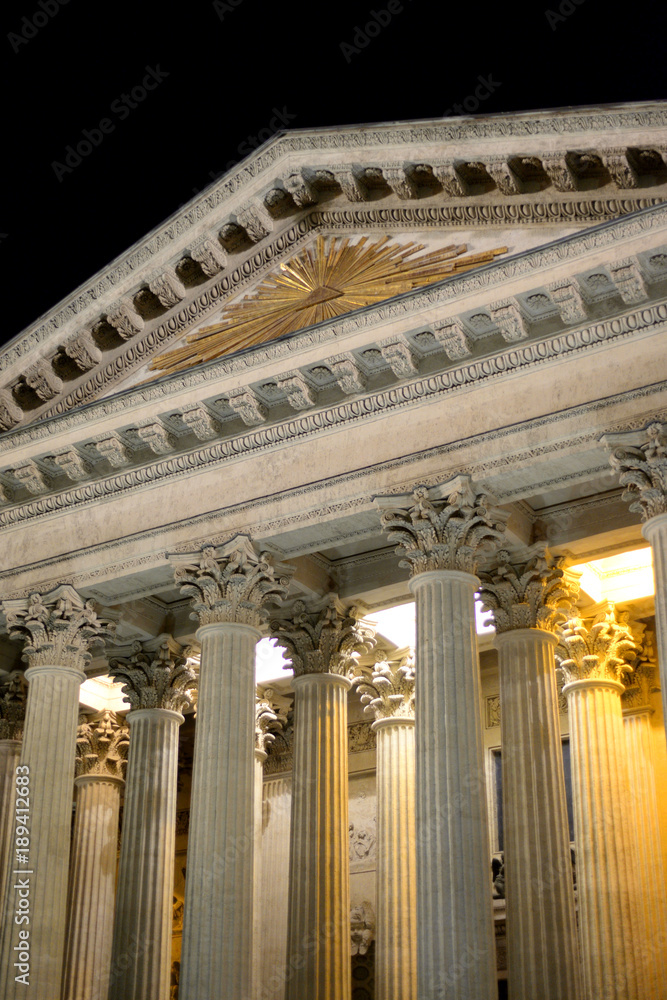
(0, 662, 84, 1000)
(623, 707, 667, 996)
(109, 708, 182, 1000)
(643, 513, 667, 731)
(373, 717, 416, 1000)
(179, 622, 259, 1000)
(258, 775, 291, 1000)
(285, 672, 351, 1000)
(494, 628, 581, 1000)
(0, 740, 21, 910)
(565, 678, 644, 999)
(409, 569, 497, 1000)
(254, 748, 267, 1000)
(63, 774, 123, 1000)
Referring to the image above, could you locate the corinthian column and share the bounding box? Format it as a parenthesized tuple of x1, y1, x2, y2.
(63, 710, 129, 1000)
(0, 672, 27, 909)
(356, 652, 416, 1000)
(107, 636, 196, 1000)
(172, 537, 291, 1000)
(621, 636, 667, 996)
(605, 421, 667, 734)
(254, 694, 279, 1000)
(376, 477, 506, 1000)
(270, 595, 374, 1000)
(557, 605, 645, 999)
(0, 586, 114, 1000)
(478, 549, 581, 1000)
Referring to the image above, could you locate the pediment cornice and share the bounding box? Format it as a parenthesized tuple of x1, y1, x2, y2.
(2, 102, 667, 430)
(1, 202, 667, 530)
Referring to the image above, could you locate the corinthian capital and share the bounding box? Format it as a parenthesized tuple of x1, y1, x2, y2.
(0, 671, 28, 740)
(556, 604, 638, 686)
(478, 547, 579, 633)
(172, 535, 293, 628)
(269, 594, 375, 677)
(604, 422, 667, 520)
(355, 652, 415, 722)
(108, 635, 197, 713)
(375, 476, 508, 576)
(3, 585, 115, 671)
(75, 709, 130, 779)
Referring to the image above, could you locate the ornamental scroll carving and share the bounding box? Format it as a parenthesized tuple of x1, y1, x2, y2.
(2, 585, 115, 671)
(605, 422, 667, 520)
(375, 476, 508, 576)
(172, 535, 293, 628)
(108, 635, 197, 713)
(269, 594, 375, 677)
(478, 547, 579, 633)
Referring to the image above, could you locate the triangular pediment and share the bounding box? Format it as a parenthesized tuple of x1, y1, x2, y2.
(1, 101, 667, 429)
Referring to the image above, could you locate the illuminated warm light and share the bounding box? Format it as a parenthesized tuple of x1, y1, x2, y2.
(570, 547, 654, 604)
(370, 599, 494, 648)
(79, 675, 130, 713)
(256, 637, 292, 685)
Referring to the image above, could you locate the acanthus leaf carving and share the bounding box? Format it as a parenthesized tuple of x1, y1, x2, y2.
(478, 547, 579, 633)
(556, 603, 639, 686)
(189, 238, 228, 277)
(24, 361, 63, 401)
(605, 422, 667, 520)
(355, 651, 415, 721)
(3, 584, 115, 671)
(431, 319, 473, 360)
(108, 635, 196, 713)
(375, 476, 508, 576)
(106, 298, 145, 340)
(270, 594, 375, 677)
(75, 709, 130, 778)
(63, 332, 102, 372)
(172, 535, 293, 628)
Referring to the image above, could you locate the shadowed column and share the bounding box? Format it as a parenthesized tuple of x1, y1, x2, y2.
(376, 476, 506, 1000)
(478, 548, 582, 1000)
(107, 636, 196, 1000)
(173, 537, 292, 1000)
(270, 595, 374, 1000)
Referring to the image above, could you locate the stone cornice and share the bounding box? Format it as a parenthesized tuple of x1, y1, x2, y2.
(2, 101, 667, 427)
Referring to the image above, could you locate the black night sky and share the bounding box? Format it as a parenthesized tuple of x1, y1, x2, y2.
(1, 0, 665, 347)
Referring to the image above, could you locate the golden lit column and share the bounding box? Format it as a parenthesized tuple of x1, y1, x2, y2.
(62, 711, 129, 1000)
(356, 654, 416, 1000)
(606, 421, 667, 733)
(376, 477, 507, 1000)
(0, 672, 27, 909)
(478, 549, 582, 1000)
(557, 606, 645, 1000)
(621, 638, 667, 996)
(270, 595, 374, 1000)
(172, 538, 291, 1000)
(0, 586, 114, 1000)
(107, 637, 196, 1000)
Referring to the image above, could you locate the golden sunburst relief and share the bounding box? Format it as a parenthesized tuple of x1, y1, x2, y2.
(149, 236, 508, 376)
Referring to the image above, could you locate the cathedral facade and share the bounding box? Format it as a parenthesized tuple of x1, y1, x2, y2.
(0, 101, 666, 1000)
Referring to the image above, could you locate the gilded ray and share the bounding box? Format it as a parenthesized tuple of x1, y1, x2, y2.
(149, 236, 508, 375)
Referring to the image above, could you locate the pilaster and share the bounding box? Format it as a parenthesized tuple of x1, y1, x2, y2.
(0, 586, 114, 1000)
(376, 476, 507, 1000)
(270, 594, 374, 1000)
(172, 536, 292, 1000)
(107, 636, 195, 1000)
